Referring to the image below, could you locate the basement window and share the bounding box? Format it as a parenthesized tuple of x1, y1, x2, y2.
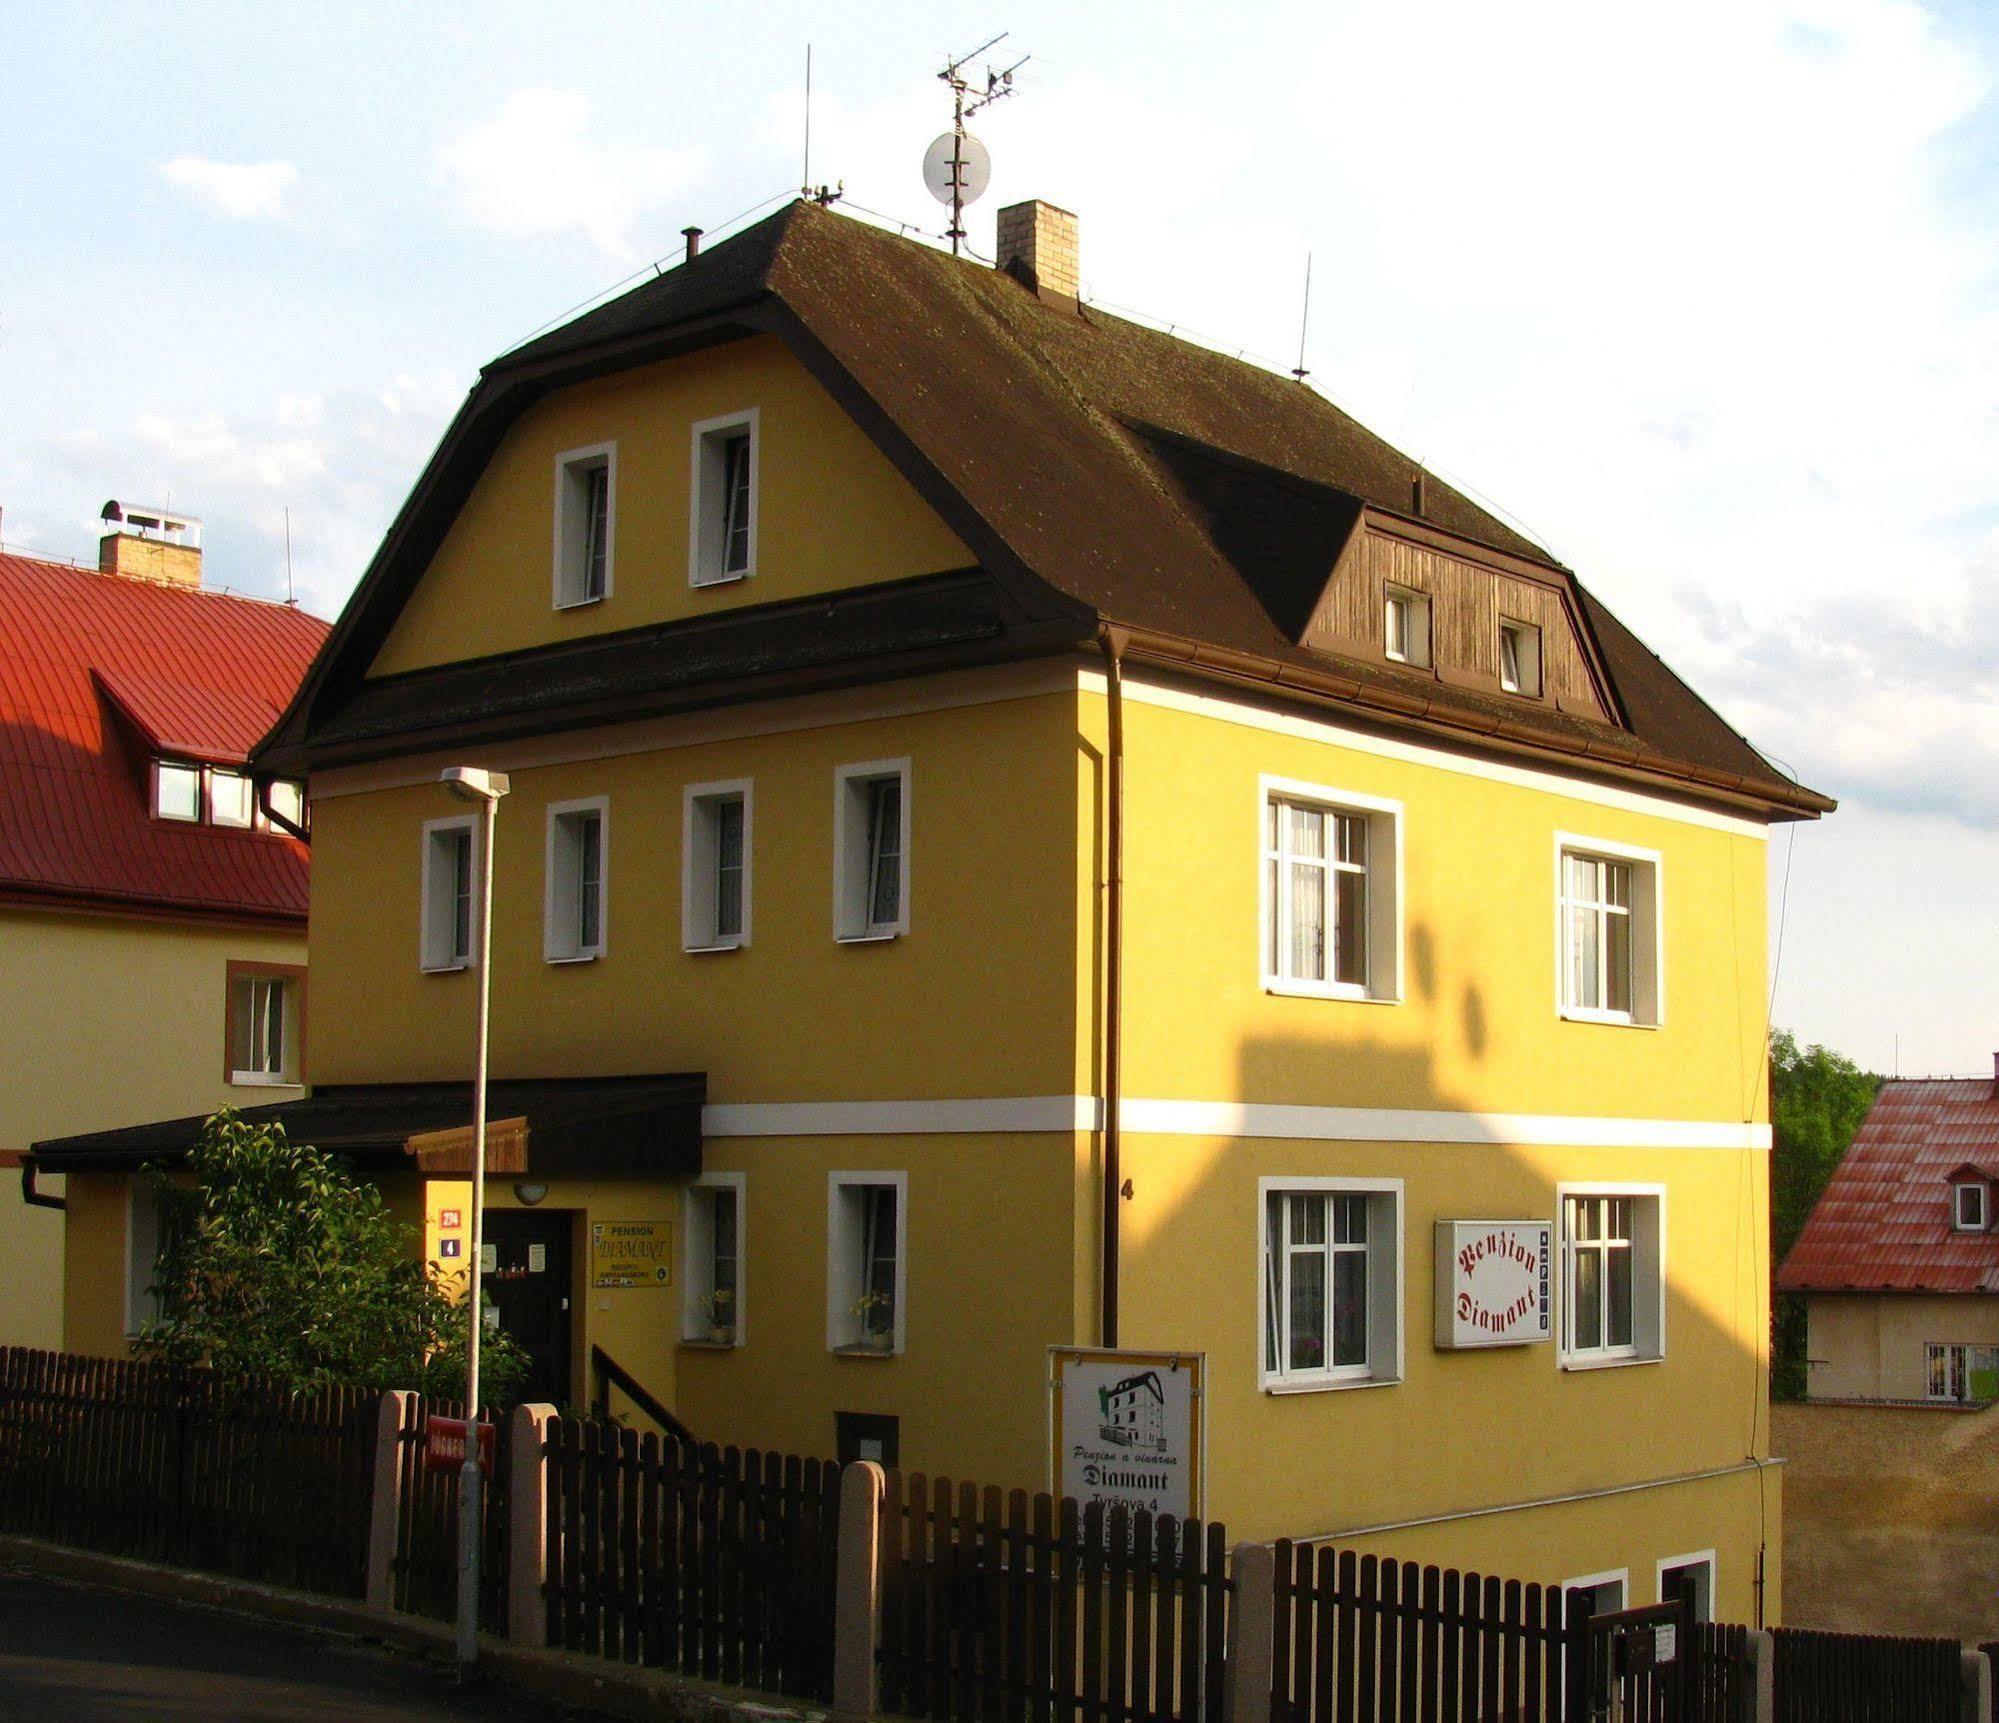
(553, 443, 615, 608)
(689, 410, 758, 587)
(545, 797, 608, 963)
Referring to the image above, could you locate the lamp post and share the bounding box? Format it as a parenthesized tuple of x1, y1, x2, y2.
(442, 764, 508, 1674)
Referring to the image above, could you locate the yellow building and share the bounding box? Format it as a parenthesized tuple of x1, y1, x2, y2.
(0, 514, 324, 1351)
(33, 202, 1830, 1626)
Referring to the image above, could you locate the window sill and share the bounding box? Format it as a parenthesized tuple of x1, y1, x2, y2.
(1263, 1373, 1400, 1395)
(546, 951, 602, 966)
(832, 1343, 902, 1359)
(230, 1074, 303, 1089)
(1559, 1351, 1662, 1372)
(1558, 1009, 1658, 1029)
(684, 940, 747, 955)
(1264, 980, 1398, 1005)
(835, 930, 902, 945)
(678, 1337, 740, 1351)
(691, 569, 751, 590)
(421, 960, 472, 975)
(554, 592, 607, 611)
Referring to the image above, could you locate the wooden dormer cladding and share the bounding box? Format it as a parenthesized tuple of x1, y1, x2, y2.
(1305, 516, 1613, 724)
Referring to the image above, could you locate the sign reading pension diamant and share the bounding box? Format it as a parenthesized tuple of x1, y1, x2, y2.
(1049, 1348, 1204, 1526)
(1433, 1220, 1552, 1349)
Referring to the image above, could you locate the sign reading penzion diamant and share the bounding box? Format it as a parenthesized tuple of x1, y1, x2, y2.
(1434, 1220, 1552, 1349)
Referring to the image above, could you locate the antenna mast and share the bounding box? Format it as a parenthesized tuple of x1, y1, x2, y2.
(284, 506, 295, 605)
(1292, 253, 1313, 383)
(934, 33, 1026, 253)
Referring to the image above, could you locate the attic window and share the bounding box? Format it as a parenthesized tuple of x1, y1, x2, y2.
(553, 443, 615, 608)
(690, 410, 758, 587)
(1954, 1181, 1989, 1233)
(1384, 585, 1430, 668)
(155, 761, 202, 821)
(1499, 620, 1543, 697)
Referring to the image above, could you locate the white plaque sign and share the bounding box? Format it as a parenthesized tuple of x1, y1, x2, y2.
(1434, 1221, 1552, 1349)
(1049, 1348, 1203, 1523)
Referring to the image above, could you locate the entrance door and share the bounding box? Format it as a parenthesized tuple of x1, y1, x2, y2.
(483, 1210, 573, 1407)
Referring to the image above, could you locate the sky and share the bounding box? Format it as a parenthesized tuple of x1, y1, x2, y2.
(2, 0, 1993, 1077)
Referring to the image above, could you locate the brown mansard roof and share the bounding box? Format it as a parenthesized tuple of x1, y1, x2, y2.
(260, 200, 1830, 818)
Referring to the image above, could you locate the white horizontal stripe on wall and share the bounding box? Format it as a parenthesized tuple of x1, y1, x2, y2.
(1080, 670, 1773, 841)
(700, 1095, 1769, 1150)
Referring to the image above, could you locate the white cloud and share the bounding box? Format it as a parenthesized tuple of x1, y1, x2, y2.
(159, 155, 299, 220)
(436, 88, 704, 265)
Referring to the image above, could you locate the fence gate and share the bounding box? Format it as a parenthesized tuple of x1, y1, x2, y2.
(1585, 1600, 1692, 1723)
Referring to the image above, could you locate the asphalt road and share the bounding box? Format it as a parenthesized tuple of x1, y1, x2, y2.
(0, 1566, 612, 1720)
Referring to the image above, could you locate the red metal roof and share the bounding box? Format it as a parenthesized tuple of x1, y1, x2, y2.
(1778, 1079, 1999, 1295)
(0, 552, 328, 921)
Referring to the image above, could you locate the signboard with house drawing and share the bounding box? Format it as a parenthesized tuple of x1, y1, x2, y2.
(1050, 1348, 1203, 1525)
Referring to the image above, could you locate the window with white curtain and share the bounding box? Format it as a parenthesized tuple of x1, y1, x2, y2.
(1260, 779, 1401, 1001)
(1259, 1179, 1402, 1390)
(1556, 838, 1662, 1025)
(1559, 1186, 1665, 1367)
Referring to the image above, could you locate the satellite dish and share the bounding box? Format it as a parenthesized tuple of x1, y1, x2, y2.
(922, 131, 991, 207)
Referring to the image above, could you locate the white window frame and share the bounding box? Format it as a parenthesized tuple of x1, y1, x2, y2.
(1924, 1341, 1999, 1403)
(1557, 1182, 1666, 1370)
(1383, 582, 1431, 668)
(544, 795, 609, 963)
(419, 813, 479, 973)
(228, 970, 298, 1086)
(1259, 776, 1403, 1002)
(259, 778, 307, 834)
(1499, 619, 1543, 697)
(1257, 1176, 1404, 1393)
(1657, 1550, 1716, 1622)
(125, 1178, 167, 1336)
(208, 768, 253, 827)
(833, 758, 911, 942)
(1563, 1569, 1630, 1617)
(1953, 1182, 1988, 1232)
(1554, 833, 1664, 1027)
(682, 778, 753, 952)
(688, 409, 759, 588)
(681, 1171, 746, 1346)
(154, 760, 202, 822)
(826, 1171, 907, 1355)
(552, 441, 616, 609)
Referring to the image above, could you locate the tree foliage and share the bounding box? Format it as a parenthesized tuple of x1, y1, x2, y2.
(134, 1110, 526, 1400)
(1769, 1027, 1881, 1399)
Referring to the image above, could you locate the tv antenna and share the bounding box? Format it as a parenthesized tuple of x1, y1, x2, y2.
(801, 45, 843, 207)
(1292, 253, 1313, 383)
(927, 32, 1027, 253)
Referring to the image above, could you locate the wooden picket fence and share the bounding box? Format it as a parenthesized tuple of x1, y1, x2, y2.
(878, 1476, 1232, 1723)
(0, 1345, 374, 1597)
(1771, 1625, 1961, 1722)
(540, 1418, 844, 1700)
(1271, 1541, 1584, 1723)
(1687, 1621, 1758, 1723)
(388, 1390, 510, 1631)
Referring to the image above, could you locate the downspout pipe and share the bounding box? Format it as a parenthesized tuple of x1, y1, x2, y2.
(19, 1159, 64, 1211)
(1099, 627, 1127, 1349)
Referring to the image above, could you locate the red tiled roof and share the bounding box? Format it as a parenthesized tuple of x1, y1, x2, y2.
(0, 552, 328, 921)
(1778, 1079, 1999, 1295)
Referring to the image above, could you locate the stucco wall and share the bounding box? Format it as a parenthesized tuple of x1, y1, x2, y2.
(1774, 1398, 1999, 1640)
(1806, 1293, 1999, 1402)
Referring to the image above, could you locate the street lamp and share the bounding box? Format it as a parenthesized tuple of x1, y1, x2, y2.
(442, 764, 508, 1674)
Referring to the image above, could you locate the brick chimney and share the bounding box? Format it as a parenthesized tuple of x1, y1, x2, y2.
(997, 200, 1080, 303)
(99, 501, 202, 587)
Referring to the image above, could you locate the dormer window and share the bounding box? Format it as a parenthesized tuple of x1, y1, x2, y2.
(155, 760, 202, 821)
(1383, 584, 1430, 668)
(1953, 1179, 1989, 1232)
(1499, 620, 1542, 696)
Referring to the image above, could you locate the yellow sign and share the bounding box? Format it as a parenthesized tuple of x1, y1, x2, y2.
(592, 1220, 671, 1289)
